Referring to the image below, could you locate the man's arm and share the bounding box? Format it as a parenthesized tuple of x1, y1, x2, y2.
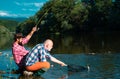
(26, 26, 37, 40)
(50, 56, 67, 66)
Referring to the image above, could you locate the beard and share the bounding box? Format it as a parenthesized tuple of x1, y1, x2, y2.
(18, 42, 23, 46)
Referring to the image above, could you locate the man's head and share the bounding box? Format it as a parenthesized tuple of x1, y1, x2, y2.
(14, 33, 24, 46)
(44, 39, 53, 51)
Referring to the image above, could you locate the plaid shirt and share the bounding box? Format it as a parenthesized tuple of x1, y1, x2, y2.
(12, 38, 29, 64)
(26, 44, 52, 66)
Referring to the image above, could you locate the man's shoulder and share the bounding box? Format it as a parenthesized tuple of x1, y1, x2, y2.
(36, 43, 43, 47)
(12, 42, 19, 47)
(33, 43, 44, 49)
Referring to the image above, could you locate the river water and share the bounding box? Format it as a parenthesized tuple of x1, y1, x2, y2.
(0, 32, 120, 79)
(0, 50, 120, 79)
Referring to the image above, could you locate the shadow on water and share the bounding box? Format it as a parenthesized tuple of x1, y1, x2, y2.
(0, 32, 120, 79)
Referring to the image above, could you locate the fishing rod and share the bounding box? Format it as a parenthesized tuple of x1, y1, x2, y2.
(35, 8, 50, 27)
(35, 0, 56, 30)
(35, 8, 50, 31)
(35, 0, 60, 31)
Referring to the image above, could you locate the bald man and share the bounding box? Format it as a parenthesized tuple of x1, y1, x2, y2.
(25, 39, 67, 73)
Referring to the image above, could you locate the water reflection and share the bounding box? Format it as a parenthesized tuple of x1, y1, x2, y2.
(34, 32, 120, 54)
(81, 33, 120, 53)
(1, 32, 120, 53)
(11, 32, 119, 54)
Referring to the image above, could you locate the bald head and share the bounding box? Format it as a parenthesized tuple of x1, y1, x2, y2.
(44, 39, 53, 51)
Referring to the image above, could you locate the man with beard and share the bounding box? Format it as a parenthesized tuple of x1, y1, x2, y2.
(12, 26, 37, 73)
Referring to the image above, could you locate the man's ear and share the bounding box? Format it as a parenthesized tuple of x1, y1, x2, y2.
(16, 38, 19, 41)
(46, 44, 49, 48)
(44, 44, 48, 49)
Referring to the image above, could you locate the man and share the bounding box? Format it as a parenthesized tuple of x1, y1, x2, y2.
(12, 26, 37, 72)
(25, 39, 67, 73)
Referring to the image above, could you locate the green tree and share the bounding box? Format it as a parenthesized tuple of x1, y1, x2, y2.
(87, 0, 113, 31)
(17, 0, 120, 37)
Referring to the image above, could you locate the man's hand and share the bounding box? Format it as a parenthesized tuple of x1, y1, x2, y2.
(26, 26, 37, 40)
(32, 26, 37, 32)
(61, 63, 67, 66)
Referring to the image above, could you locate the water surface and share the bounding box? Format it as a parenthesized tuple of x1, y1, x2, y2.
(0, 49, 120, 79)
